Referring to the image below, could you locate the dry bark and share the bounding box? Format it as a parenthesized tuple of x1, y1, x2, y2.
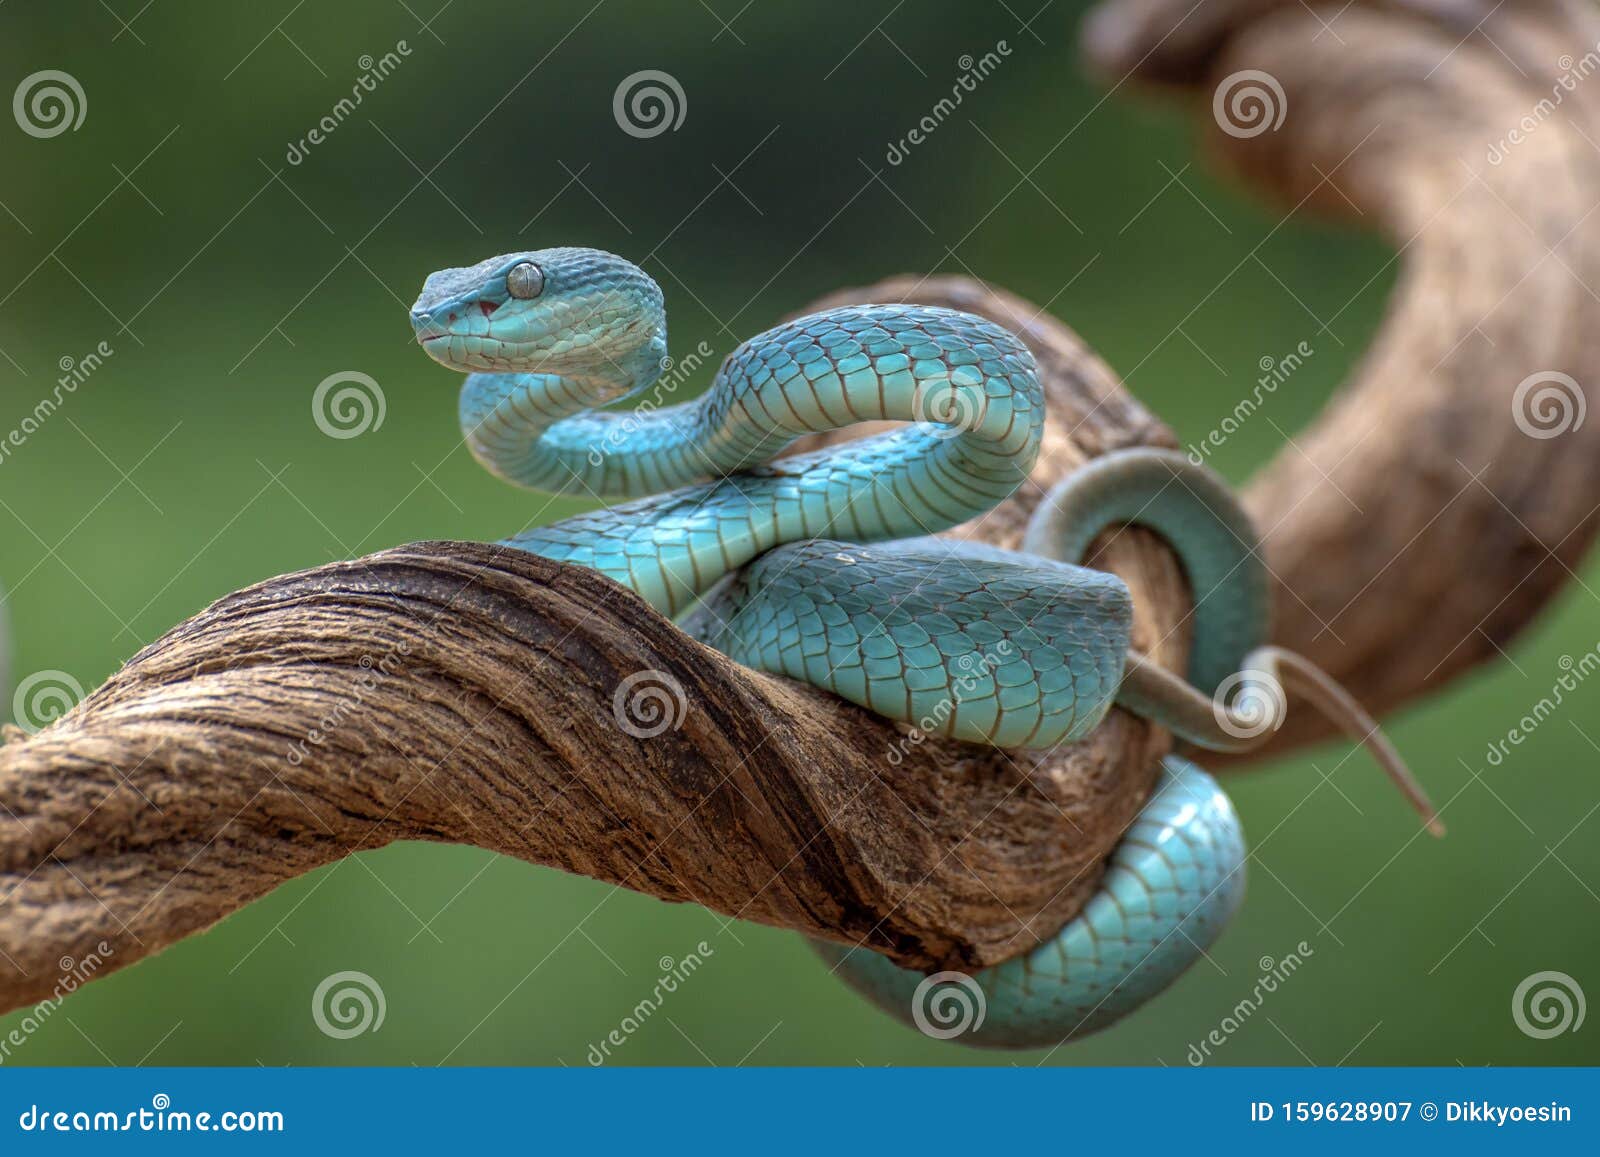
(1085, 0, 1600, 752)
(3, 0, 1599, 1013)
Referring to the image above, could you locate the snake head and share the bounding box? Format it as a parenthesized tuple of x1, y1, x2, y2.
(410, 246, 667, 380)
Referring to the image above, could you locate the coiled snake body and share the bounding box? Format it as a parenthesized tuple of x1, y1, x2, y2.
(412, 247, 1437, 1048)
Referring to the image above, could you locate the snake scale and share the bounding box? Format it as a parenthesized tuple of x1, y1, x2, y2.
(411, 247, 1439, 1049)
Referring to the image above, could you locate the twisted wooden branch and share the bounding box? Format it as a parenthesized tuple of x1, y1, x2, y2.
(1086, 0, 1600, 751)
(0, 282, 1190, 1014)
(3, 0, 1599, 1015)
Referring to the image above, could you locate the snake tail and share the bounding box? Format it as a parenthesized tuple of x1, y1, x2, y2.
(1023, 447, 1268, 696)
(1031, 449, 1441, 834)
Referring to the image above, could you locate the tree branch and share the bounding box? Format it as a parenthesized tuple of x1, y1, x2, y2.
(1085, 0, 1600, 753)
(4, 0, 1599, 1015)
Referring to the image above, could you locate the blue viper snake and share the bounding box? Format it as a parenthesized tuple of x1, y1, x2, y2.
(410, 247, 1440, 1049)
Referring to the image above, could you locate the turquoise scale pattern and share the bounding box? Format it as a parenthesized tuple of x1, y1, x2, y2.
(813, 756, 1246, 1049)
(501, 304, 1043, 615)
(684, 538, 1131, 749)
(467, 303, 1038, 500)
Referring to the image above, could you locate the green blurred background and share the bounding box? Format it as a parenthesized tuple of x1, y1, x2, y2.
(0, 0, 1594, 1066)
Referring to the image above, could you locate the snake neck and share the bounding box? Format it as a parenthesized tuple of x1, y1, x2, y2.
(504, 304, 1044, 614)
(460, 325, 669, 492)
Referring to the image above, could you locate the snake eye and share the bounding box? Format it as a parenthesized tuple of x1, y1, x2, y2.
(506, 261, 544, 300)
